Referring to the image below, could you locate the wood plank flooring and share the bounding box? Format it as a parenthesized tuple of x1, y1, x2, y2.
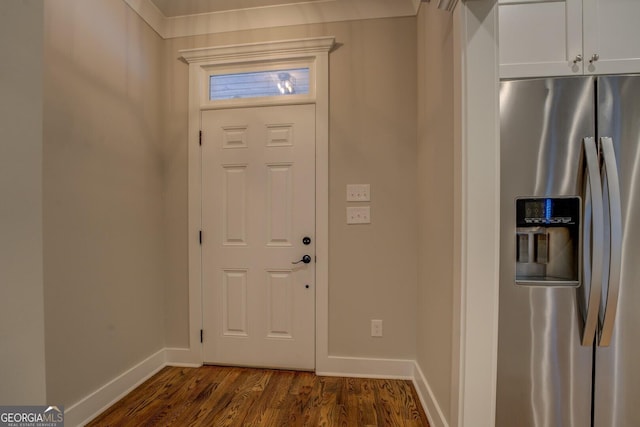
(87, 366, 430, 426)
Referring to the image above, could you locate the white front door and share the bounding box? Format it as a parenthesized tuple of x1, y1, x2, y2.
(201, 104, 315, 370)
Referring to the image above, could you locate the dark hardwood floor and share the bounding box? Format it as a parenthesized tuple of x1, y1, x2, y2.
(87, 365, 430, 426)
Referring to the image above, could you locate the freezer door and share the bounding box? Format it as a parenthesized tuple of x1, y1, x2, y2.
(497, 77, 595, 427)
(594, 75, 640, 427)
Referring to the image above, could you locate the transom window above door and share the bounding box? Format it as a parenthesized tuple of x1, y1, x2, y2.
(201, 59, 316, 108)
(210, 67, 310, 100)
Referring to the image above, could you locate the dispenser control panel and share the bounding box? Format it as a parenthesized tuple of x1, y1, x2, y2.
(515, 197, 580, 287)
(517, 198, 579, 226)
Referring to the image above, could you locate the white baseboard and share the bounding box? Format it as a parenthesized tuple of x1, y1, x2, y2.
(165, 347, 202, 367)
(316, 355, 415, 379)
(65, 348, 166, 427)
(412, 361, 449, 427)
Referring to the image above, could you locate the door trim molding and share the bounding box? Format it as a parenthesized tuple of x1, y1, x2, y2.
(180, 37, 334, 369)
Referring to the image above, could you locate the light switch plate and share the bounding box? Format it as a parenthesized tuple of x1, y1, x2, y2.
(371, 319, 383, 337)
(346, 184, 370, 202)
(347, 206, 371, 224)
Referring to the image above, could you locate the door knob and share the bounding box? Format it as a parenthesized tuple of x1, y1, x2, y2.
(292, 255, 312, 264)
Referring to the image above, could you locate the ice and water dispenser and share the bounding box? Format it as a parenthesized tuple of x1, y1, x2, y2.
(515, 197, 581, 287)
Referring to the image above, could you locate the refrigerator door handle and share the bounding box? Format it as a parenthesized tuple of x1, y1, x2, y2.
(598, 137, 622, 347)
(580, 137, 604, 346)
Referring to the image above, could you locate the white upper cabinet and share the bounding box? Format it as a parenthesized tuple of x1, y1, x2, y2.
(583, 0, 640, 75)
(499, 0, 640, 78)
(499, 0, 583, 78)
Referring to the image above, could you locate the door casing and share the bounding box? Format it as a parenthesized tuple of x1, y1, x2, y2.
(179, 37, 334, 369)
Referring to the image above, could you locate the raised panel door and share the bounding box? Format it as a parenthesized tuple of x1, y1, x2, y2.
(202, 104, 315, 370)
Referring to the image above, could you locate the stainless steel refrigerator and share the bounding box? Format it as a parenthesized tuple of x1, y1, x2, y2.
(497, 75, 640, 427)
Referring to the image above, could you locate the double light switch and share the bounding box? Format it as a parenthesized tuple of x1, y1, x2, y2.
(346, 184, 371, 224)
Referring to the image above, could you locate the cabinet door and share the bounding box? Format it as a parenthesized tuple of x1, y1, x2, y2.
(583, 0, 640, 75)
(499, 0, 582, 78)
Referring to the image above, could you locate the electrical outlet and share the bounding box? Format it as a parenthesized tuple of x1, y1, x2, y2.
(346, 184, 371, 202)
(346, 206, 371, 224)
(371, 319, 383, 337)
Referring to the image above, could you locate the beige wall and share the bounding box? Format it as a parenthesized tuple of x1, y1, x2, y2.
(162, 17, 418, 359)
(328, 18, 418, 358)
(417, 3, 455, 422)
(0, 0, 47, 405)
(42, 0, 166, 406)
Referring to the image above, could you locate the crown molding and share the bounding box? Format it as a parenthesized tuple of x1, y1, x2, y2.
(179, 36, 336, 64)
(124, 0, 418, 39)
(123, 0, 167, 38)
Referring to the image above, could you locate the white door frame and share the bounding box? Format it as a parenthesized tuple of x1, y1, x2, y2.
(453, 2, 500, 426)
(179, 37, 335, 368)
